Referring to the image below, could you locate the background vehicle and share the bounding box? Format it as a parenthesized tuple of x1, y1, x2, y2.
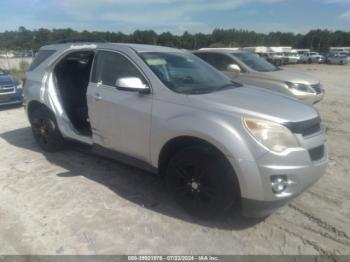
(0, 68, 23, 106)
(294, 49, 310, 56)
(283, 52, 300, 64)
(335, 52, 350, 63)
(300, 52, 325, 64)
(259, 52, 287, 66)
(25, 42, 327, 219)
(193, 49, 324, 104)
(326, 53, 348, 65)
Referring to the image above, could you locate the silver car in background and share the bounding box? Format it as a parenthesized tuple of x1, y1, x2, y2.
(326, 53, 348, 65)
(284, 52, 301, 64)
(258, 52, 288, 66)
(193, 49, 324, 104)
(24, 42, 328, 219)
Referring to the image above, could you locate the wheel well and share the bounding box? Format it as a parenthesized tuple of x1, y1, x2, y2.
(27, 101, 50, 122)
(158, 136, 230, 177)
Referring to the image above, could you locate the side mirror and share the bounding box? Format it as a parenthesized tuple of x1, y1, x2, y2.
(115, 77, 150, 93)
(227, 64, 241, 76)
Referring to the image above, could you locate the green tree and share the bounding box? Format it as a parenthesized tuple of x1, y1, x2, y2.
(1, 27, 350, 52)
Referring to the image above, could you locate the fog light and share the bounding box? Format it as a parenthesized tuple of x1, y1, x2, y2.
(271, 175, 288, 194)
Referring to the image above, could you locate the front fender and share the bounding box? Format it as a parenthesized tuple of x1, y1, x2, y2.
(150, 107, 268, 199)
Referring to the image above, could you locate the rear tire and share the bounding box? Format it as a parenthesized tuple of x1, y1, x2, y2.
(30, 107, 65, 152)
(165, 146, 239, 219)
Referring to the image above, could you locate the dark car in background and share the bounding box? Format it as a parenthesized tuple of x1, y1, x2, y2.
(0, 69, 23, 106)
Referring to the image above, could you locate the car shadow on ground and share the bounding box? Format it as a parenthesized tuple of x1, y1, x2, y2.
(0, 127, 264, 230)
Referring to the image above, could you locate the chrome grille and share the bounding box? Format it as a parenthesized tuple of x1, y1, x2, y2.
(303, 123, 321, 136)
(0, 85, 15, 94)
(285, 117, 321, 136)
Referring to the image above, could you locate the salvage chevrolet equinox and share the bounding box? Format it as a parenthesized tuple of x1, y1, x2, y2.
(24, 42, 328, 219)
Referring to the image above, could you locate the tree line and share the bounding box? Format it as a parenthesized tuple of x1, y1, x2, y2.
(1, 26, 350, 52)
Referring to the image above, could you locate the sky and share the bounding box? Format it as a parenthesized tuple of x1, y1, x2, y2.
(0, 0, 350, 34)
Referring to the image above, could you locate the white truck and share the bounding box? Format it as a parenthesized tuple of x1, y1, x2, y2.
(300, 52, 325, 64)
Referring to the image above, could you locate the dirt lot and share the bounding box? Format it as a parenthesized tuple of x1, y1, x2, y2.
(0, 64, 349, 255)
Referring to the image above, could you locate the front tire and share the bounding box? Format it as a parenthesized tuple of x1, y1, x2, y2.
(30, 108, 65, 152)
(165, 146, 240, 219)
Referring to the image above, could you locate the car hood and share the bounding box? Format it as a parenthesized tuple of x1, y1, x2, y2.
(250, 69, 319, 85)
(0, 74, 17, 86)
(189, 86, 319, 124)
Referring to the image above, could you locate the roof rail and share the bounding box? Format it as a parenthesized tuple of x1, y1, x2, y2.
(50, 38, 107, 44)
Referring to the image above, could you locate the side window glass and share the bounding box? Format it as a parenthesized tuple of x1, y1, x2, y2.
(92, 51, 146, 87)
(207, 54, 233, 71)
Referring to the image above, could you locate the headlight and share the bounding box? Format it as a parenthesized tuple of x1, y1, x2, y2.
(285, 82, 315, 93)
(16, 84, 22, 90)
(243, 118, 300, 153)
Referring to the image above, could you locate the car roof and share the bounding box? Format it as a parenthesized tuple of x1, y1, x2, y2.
(41, 42, 183, 53)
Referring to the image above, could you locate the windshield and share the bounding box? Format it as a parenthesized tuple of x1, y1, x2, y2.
(139, 52, 241, 94)
(232, 52, 279, 72)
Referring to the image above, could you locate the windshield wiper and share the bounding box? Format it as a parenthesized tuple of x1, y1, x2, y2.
(181, 82, 241, 95)
(215, 82, 242, 92)
(182, 89, 213, 95)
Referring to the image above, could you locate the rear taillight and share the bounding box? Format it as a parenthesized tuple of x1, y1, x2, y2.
(21, 76, 27, 89)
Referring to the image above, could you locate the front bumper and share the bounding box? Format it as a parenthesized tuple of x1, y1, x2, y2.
(312, 91, 325, 104)
(242, 156, 328, 217)
(293, 90, 325, 104)
(232, 127, 328, 218)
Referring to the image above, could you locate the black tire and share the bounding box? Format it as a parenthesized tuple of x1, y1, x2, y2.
(30, 107, 65, 152)
(308, 58, 312, 64)
(165, 146, 240, 219)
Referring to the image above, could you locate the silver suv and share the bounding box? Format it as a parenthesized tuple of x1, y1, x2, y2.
(24, 42, 328, 219)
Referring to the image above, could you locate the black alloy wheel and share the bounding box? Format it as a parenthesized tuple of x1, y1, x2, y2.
(30, 108, 65, 152)
(166, 146, 239, 219)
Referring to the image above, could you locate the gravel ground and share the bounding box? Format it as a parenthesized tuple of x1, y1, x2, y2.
(0, 64, 349, 255)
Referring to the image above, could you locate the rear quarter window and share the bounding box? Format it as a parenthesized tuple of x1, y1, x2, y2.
(28, 50, 56, 71)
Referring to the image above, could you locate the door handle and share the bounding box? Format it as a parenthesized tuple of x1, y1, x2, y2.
(94, 93, 102, 101)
